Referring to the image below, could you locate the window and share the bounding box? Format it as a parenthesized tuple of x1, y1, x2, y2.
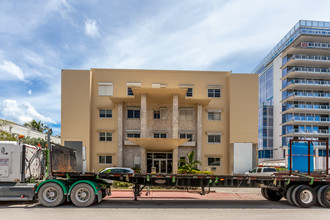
(186, 88, 193, 97)
(180, 133, 193, 141)
(154, 110, 160, 119)
(99, 132, 112, 141)
(98, 82, 113, 96)
(126, 83, 141, 96)
(99, 155, 112, 164)
(179, 108, 194, 120)
(99, 109, 112, 118)
(154, 108, 167, 119)
(208, 88, 221, 97)
(127, 109, 140, 119)
(208, 134, 221, 143)
(127, 133, 140, 138)
(207, 111, 221, 120)
(127, 87, 134, 96)
(208, 158, 220, 166)
(154, 133, 167, 138)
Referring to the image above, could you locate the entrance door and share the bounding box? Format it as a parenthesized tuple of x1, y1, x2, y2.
(153, 159, 167, 173)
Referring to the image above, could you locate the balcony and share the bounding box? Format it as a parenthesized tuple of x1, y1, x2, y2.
(282, 103, 330, 114)
(282, 78, 330, 91)
(282, 128, 330, 137)
(282, 66, 330, 80)
(282, 90, 330, 102)
(282, 54, 330, 69)
(282, 116, 330, 126)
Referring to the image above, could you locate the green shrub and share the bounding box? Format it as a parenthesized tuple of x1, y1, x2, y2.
(112, 181, 133, 188)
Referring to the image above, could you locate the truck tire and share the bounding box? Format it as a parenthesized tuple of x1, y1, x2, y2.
(38, 182, 66, 207)
(264, 188, 283, 201)
(292, 185, 316, 208)
(317, 185, 330, 208)
(286, 185, 298, 205)
(314, 185, 323, 206)
(261, 188, 269, 200)
(70, 183, 97, 207)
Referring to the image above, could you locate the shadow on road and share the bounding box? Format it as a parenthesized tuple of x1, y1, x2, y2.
(0, 199, 326, 210)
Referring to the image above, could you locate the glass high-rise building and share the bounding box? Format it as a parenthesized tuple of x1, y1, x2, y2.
(256, 20, 330, 168)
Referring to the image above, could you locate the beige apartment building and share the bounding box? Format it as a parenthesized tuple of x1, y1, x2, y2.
(61, 69, 258, 175)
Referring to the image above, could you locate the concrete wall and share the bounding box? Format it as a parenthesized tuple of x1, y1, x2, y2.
(1, 123, 61, 144)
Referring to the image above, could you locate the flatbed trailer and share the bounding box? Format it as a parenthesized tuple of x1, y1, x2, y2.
(49, 170, 330, 208)
(1, 141, 329, 208)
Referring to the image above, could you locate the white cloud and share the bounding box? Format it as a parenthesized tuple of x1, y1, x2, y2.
(84, 19, 100, 38)
(27, 90, 32, 96)
(0, 60, 26, 81)
(0, 99, 56, 125)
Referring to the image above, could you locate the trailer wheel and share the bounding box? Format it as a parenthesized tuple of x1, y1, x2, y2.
(314, 185, 323, 206)
(38, 182, 65, 207)
(70, 183, 96, 207)
(292, 185, 316, 208)
(317, 185, 330, 208)
(261, 188, 269, 200)
(286, 185, 298, 205)
(264, 188, 283, 201)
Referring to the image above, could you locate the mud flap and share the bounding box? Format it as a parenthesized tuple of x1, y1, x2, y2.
(97, 191, 102, 202)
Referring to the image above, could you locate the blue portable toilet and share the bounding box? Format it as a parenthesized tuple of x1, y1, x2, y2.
(288, 142, 314, 172)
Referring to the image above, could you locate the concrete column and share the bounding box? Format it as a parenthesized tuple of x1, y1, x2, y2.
(117, 103, 123, 167)
(140, 94, 147, 173)
(172, 95, 179, 173)
(197, 104, 202, 170)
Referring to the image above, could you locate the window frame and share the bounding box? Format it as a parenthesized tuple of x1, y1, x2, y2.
(207, 110, 221, 121)
(99, 132, 112, 142)
(99, 109, 112, 118)
(207, 88, 221, 98)
(179, 133, 193, 142)
(99, 155, 112, 164)
(127, 109, 141, 119)
(154, 110, 160, 119)
(186, 88, 193, 97)
(98, 82, 113, 96)
(207, 133, 221, 144)
(179, 108, 194, 120)
(153, 133, 167, 138)
(207, 157, 220, 166)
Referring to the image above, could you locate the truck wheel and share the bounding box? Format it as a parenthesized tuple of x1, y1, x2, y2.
(261, 188, 269, 200)
(38, 182, 65, 207)
(286, 185, 298, 205)
(317, 185, 330, 208)
(70, 183, 96, 207)
(292, 185, 316, 208)
(314, 185, 323, 206)
(264, 188, 283, 201)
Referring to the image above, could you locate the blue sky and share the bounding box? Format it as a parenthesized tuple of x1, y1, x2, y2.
(0, 0, 330, 135)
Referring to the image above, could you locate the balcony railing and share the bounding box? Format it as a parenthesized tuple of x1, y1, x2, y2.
(285, 116, 330, 123)
(286, 129, 329, 135)
(286, 78, 330, 87)
(298, 42, 330, 49)
(285, 91, 330, 99)
(283, 67, 330, 77)
(288, 54, 330, 63)
(285, 103, 330, 111)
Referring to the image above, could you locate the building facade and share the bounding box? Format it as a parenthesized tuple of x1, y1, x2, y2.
(256, 20, 330, 168)
(61, 69, 258, 174)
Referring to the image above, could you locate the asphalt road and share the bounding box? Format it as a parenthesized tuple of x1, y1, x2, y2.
(0, 192, 329, 220)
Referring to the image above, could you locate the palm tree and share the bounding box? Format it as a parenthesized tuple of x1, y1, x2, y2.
(179, 151, 201, 174)
(24, 120, 48, 132)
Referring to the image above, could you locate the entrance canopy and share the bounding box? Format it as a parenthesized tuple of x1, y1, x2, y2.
(126, 138, 189, 151)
